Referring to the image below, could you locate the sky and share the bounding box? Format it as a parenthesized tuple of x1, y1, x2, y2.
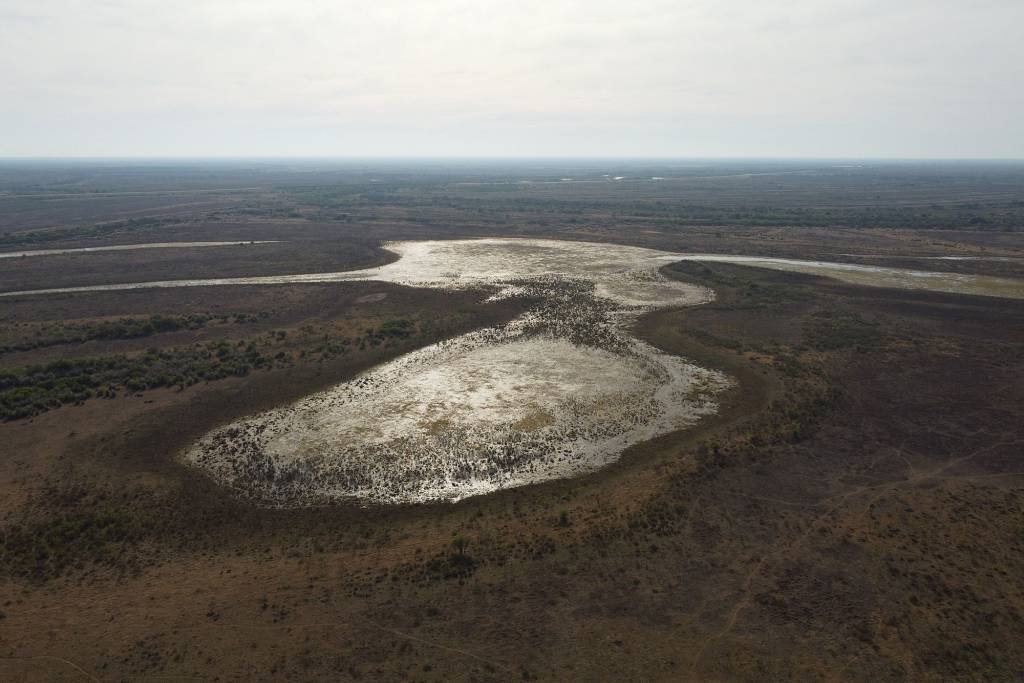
(1, 0, 1022, 158)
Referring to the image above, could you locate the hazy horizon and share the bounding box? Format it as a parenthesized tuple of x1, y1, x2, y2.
(2, 156, 1023, 163)
(3, 0, 1022, 158)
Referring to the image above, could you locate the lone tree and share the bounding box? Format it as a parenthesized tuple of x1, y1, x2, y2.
(451, 535, 470, 557)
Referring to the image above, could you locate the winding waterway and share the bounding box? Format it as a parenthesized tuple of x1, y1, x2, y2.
(0, 240, 279, 259)
(4, 238, 1023, 506)
(2, 238, 1022, 300)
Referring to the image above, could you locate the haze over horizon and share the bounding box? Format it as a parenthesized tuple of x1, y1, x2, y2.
(2, 0, 1022, 159)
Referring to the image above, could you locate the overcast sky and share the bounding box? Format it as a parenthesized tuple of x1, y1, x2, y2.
(1, 0, 1022, 158)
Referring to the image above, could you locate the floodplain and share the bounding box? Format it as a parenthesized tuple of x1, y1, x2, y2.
(2, 160, 1024, 681)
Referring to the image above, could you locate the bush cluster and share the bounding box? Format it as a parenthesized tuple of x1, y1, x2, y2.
(1, 312, 265, 355)
(0, 318, 422, 420)
(0, 341, 277, 420)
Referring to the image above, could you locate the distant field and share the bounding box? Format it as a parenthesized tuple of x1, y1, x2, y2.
(2, 160, 1024, 245)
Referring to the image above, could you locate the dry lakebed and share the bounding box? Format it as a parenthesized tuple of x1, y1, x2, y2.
(6, 238, 1023, 506)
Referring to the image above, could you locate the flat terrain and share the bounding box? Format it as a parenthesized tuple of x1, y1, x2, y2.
(1, 161, 1023, 680)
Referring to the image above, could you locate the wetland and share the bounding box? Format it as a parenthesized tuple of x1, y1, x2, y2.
(3, 160, 1024, 681)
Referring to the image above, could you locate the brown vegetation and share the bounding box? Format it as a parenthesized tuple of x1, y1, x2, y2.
(2, 258, 1022, 680)
(2, 162, 1023, 680)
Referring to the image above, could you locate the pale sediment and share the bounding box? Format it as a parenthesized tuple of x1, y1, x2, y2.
(182, 241, 730, 506)
(0, 241, 279, 259)
(17, 237, 1018, 505)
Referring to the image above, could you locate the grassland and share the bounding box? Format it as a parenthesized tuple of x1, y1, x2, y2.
(1, 161, 1023, 680)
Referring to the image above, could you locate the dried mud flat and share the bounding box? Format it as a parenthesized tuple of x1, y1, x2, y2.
(10, 237, 1023, 507)
(182, 239, 732, 506)
(4, 238, 1023, 300)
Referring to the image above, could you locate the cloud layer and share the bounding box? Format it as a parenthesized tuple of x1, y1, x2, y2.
(2, 0, 1021, 157)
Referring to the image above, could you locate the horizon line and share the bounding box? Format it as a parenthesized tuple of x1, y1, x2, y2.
(1, 155, 1023, 163)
